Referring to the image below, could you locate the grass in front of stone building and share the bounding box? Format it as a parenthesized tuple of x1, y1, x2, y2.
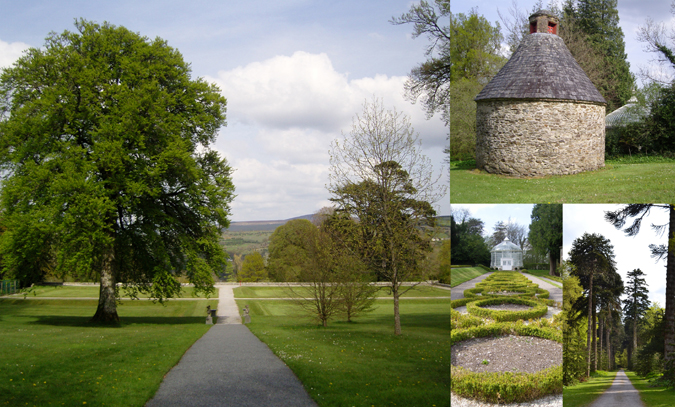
(450, 159, 675, 202)
(0, 298, 217, 406)
(237, 298, 450, 407)
(232, 285, 450, 298)
(562, 370, 618, 407)
(625, 370, 675, 407)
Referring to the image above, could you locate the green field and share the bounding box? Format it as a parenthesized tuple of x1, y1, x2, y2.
(450, 159, 675, 202)
(236, 290, 450, 406)
(562, 370, 618, 407)
(232, 285, 451, 298)
(220, 230, 272, 257)
(450, 267, 489, 287)
(7, 285, 214, 299)
(0, 298, 217, 406)
(625, 371, 675, 407)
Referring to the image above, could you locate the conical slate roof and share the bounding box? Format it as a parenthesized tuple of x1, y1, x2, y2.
(475, 33, 606, 104)
(605, 96, 649, 128)
(491, 237, 522, 252)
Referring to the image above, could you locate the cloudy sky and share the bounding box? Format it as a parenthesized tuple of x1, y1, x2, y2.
(453, 0, 675, 85)
(564, 204, 670, 309)
(0, 1, 449, 221)
(451, 204, 535, 237)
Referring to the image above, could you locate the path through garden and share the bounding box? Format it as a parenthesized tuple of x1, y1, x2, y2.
(450, 272, 494, 300)
(588, 370, 645, 407)
(146, 284, 317, 407)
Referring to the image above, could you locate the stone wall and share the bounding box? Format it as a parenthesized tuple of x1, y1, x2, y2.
(476, 99, 605, 177)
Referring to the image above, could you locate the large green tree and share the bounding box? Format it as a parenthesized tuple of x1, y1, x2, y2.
(528, 204, 563, 276)
(328, 98, 444, 335)
(267, 219, 315, 282)
(564, 0, 634, 111)
(450, 215, 490, 266)
(606, 204, 675, 381)
(0, 20, 234, 323)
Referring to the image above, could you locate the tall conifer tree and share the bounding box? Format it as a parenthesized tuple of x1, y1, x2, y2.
(567, 0, 633, 111)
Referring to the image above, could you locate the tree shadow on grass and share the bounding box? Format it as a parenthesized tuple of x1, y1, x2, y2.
(29, 315, 207, 328)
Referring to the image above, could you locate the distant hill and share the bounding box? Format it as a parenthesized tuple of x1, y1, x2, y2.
(225, 214, 314, 232)
(226, 214, 449, 232)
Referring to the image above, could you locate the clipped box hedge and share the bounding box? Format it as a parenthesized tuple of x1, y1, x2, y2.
(466, 297, 548, 322)
(451, 323, 562, 403)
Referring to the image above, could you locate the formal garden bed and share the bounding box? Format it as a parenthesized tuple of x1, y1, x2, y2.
(450, 271, 562, 404)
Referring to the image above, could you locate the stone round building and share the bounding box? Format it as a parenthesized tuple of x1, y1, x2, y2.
(475, 10, 607, 177)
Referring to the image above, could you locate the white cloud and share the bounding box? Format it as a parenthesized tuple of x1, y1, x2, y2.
(0, 39, 30, 69)
(206, 51, 447, 147)
(209, 51, 449, 221)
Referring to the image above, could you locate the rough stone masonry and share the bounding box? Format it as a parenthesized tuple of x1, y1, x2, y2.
(474, 10, 606, 177)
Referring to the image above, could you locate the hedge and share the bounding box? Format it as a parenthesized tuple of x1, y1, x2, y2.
(466, 297, 548, 322)
(451, 323, 562, 403)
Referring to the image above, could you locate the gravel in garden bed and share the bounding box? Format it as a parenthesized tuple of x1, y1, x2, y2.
(451, 392, 562, 407)
(480, 304, 532, 311)
(451, 335, 561, 374)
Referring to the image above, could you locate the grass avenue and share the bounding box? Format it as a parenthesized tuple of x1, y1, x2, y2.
(0, 284, 449, 406)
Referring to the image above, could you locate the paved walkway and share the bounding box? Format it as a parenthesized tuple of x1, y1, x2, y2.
(145, 285, 317, 407)
(589, 370, 645, 407)
(521, 272, 563, 305)
(450, 272, 494, 300)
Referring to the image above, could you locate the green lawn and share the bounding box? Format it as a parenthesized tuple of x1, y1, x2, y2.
(0, 298, 217, 406)
(625, 371, 675, 407)
(450, 160, 675, 202)
(7, 285, 213, 299)
(237, 298, 450, 406)
(562, 370, 618, 407)
(450, 267, 489, 287)
(232, 285, 451, 298)
(523, 270, 563, 288)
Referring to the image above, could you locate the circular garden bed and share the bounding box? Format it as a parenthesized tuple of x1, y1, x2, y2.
(450, 271, 562, 404)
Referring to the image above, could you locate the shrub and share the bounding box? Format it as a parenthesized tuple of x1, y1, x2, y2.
(466, 298, 548, 322)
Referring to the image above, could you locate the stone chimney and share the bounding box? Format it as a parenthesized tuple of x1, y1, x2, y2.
(529, 10, 558, 35)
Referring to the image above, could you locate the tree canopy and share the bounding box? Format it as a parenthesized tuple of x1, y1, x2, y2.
(267, 219, 315, 282)
(0, 20, 234, 322)
(328, 98, 444, 335)
(528, 204, 563, 276)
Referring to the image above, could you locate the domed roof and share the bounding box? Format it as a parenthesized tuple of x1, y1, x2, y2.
(491, 237, 522, 252)
(605, 96, 649, 128)
(475, 33, 606, 104)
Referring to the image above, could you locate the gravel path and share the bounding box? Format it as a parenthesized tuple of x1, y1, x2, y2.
(451, 392, 562, 407)
(521, 273, 562, 305)
(588, 369, 645, 407)
(451, 272, 494, 300)
(146, 287, 317, 407)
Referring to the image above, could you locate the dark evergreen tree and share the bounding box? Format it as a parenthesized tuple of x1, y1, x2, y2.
(450, 216, 490, 266)
(528, 204, 563, 276)
(569, 232, 617, 377)
(606, 204, 675, 382)
(623, 268, 650, 368)
(565, 0, 634, 111)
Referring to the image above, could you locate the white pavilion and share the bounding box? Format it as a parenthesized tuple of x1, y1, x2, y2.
(490, 237, 524, 271)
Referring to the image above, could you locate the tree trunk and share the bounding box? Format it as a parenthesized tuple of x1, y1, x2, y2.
(633, 315, 638, 366)
(587, 274, 593, 378)
(393, 284, 401, 335)
(91, 244, 119, 323)
(549, 251, 556, 276)
(606, 307, 612, 371)
(593, 301, 597, 372)
(665, 204, 675, 376)
(599, 314, 604, 370)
